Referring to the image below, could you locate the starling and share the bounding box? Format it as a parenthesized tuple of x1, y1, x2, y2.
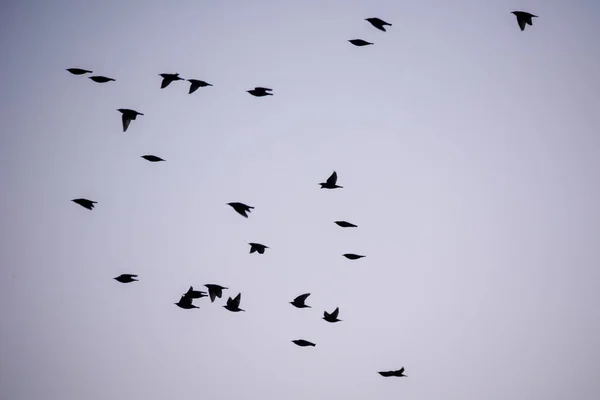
(204, 284, 228, 303)
(175, 294, 199, 309)
(378, 367, 407, 377)
(343, 253, 365, 260)
(512, 11, 538, 31)
(114, 274, 138, 283)
(89, 76, 115, 83)
(185, 286, 208, 299)
(159, 73, 184, 89)
(67, 68, 92, 75)
(188, 79, 212, 94)
(141, 155, 165, 162)
(249, 243, 269, 254)
(323, 307, 342, 323)
(319, 171, 343, 189)
(247, 87, 273, 97)
(290, 293, 311, 308)
(334, 221, 357, 228)
(227, 202, 254, 218)
(223, 293, 245, 312)
(292, 339, 316, 347)
(348, 39, 373, 46)
(365, 18, 392, 32)
(117, 109, 143, 132)
(72, 198, 97, 210)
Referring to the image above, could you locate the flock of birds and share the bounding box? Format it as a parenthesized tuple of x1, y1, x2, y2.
(66, 11, 538, 380)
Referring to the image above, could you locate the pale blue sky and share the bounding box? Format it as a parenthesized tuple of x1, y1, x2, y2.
(2, 1, 600, 399)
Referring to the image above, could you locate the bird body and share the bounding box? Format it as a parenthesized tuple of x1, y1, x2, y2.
(227, 202, 254, 218)
(366, 17, 392, 32)
(247, 87, 273, 97)
(249, 242, 269, 254)
(114, 274, 138, 283)
(72, 198, 97, 210)
(323, 307, 342, 323)
(349, 39, 373, 46)
(343, 253, 365, 260)
(187, 79, 212, 94)
(335, 221, 357, 228)
(512, 11, 538, 31)
(67, 68, 92, 75)
(159, 73, 184, 88)
(117, 109, 143, 132)
(320, 171, 343, 189)
(223, 293, 245, 312)
(175, 294, 199, 309)
(378, 367, 407, 377)
(290, 293, 311, 308)
(141, 155, 165, 162)
(205, 284, 228, 302)
(292, 339, 316, 347)
(89, 76, 115, 83)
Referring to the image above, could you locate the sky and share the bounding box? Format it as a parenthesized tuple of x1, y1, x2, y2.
(1, 0, 600, 399)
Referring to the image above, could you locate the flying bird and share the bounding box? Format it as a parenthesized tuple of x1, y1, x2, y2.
(223, 293, 245, 312)
(188, 79, 212, 94)
(185, 286, 207, 299)
(175, 294, 199, 309)
(366, 17, 392, 32)
(227, 202, 254, 218)
(335, 221, 357, 228)
(249, 243, 269, 254)
(323, 307, 342, 323)
(320, 171, 343, 189)
(343, 253, 365, 260)
(348, 39, 373, 46)
(290, 293, 311, 308)
(247, 87, 273, 97)
(89, 76, 115, 83)
(511, 11, 538, 31)
(72, 198, 97, 210)
(67, 68, 92, 75)
(117, 109, 143, 132)
(292, 339, 316, 347)
(159, 73, 184, 89)
(114, 274, 138, 283)
(204, 284, 228, 303)
(378, 367, 407, 377)
(141, 155, 165, 162)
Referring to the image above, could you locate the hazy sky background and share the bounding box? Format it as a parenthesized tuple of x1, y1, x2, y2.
(2, 1, 600, 399)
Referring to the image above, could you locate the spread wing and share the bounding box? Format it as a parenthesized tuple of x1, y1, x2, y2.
(331, 307, 339, 319)
(397, 367, 405, 374)
(122, 114, 131, 132)
(295, 293, 311, 303)
(255, 87, 272, 91)
(189, 81, 200, 94)
(233, 293, 241, 307)
(326, 171, 337, 185)
(160, 77, 171, 88)
(208, 288, 217, 302)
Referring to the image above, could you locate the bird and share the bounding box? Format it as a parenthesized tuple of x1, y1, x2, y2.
(249, 243, 269, 254)
(290, 293, 311, 308)
(185, 286, 207, 299)
(378, 367, 407, 378)
(223, 293, 245, 312)
(204, 284, 228, 303)
(187, 79, 212, 94)
(247, 87, 273, 97)
(72, 198, 97, 210)
(227, 202, 254, 218)
(335, 221, 357, 228)
(292, 339, 316, 347)
(117, 109, 143, 132)
(67, 68, 92, 75)
(366, 17, 392, 32)
(114, 274, 138, 283)
(320, 171, 343, 189)
(141, 155, 165, 162)
(511, 11, 538, 31)
(175, 294, 199, 309)
(348, 39, 373, 46)
(343, 253, 365, 260)
(323, 307, 342, 323)
(159, 73, 184, 89)
(89, 76, 115, 83)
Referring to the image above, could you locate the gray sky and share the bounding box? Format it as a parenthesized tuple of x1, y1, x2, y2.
(1, 1, 600, 399)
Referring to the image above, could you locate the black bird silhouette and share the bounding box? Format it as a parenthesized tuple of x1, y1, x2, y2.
(67, 68, 92, 75)
(349, 39, 373, 46)
(343, 253, 365, 260)
(378, 367, 407, 377)
(335, 221, 357, 228)
(320, 171, 343, 189)
(249, 243, 268, 254)
(290, 293, 311, 308)
(512, 11, 538, 31)
(227, 202, 254, 218)
(117, 109, 143, 132)
(323, 307, 342, 323)
(292, 339, 316, 347)
(141, 155, 165, 162)
(114, 274, 138, 283)
(72, 198, 97, 210)
(223, 293, 245, 312)
(204, 284, 228, 303)
(247, 87, 273, 97)
(89, 76, 115, 83)
(185, 286, 207, 299)
(159, 73, 184, 89)
(175, 294, 199, 309)
(188, 79, 212, 94)
(366, 17, 392, 32)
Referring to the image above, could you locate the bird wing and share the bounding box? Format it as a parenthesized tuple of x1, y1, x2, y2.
(208, 288, 217, 302)
(161, 77, 171, 89)
(179, 295, 192, 306)
(517, 15, 526, 31)
(255, 87, 272, 91)
(326, 171, 337, 185)
(233, 293, 241, 307)
(295, 293, 311, 303)
(331, 307, 339, 319)
(398, 367, 405, 374)
(189, 81, 199, 94)
(122, 114, 131, 132)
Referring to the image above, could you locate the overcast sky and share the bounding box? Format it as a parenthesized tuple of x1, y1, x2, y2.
(1, 1, 600, 399)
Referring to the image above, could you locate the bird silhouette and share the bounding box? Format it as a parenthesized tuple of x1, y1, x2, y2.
(117, 109, 143, 132)
(204, 284, 228, 303)
(378, 367, 407, 377)
(320, 171, 343, 189)
(343, 253, 365, 260)
(72, 198, 97, 210)
(223, 293, 245, 312)
(290, 293, 311, 308)
(227, 202, 254, 218)
(512, 11, 538, 31)
(348, 39, 373, 46)
(323, 307, 342, 323)
(187, 79, 212, 94)
(185, 286, 208, 299)
(292, 339, 316, 347)
(89, 76, 115, 83)
(335, 221, 357, 228)
(247, 87, 273, 97)
(141, 155, 165, 162)
(249, 243, 269, 254)
(175, 294, 199, 309)
(366, 17, 392, 32)
(159, 73, 184, 89)
(114, 274, 138, 283)
(67, 68, 92, 75)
